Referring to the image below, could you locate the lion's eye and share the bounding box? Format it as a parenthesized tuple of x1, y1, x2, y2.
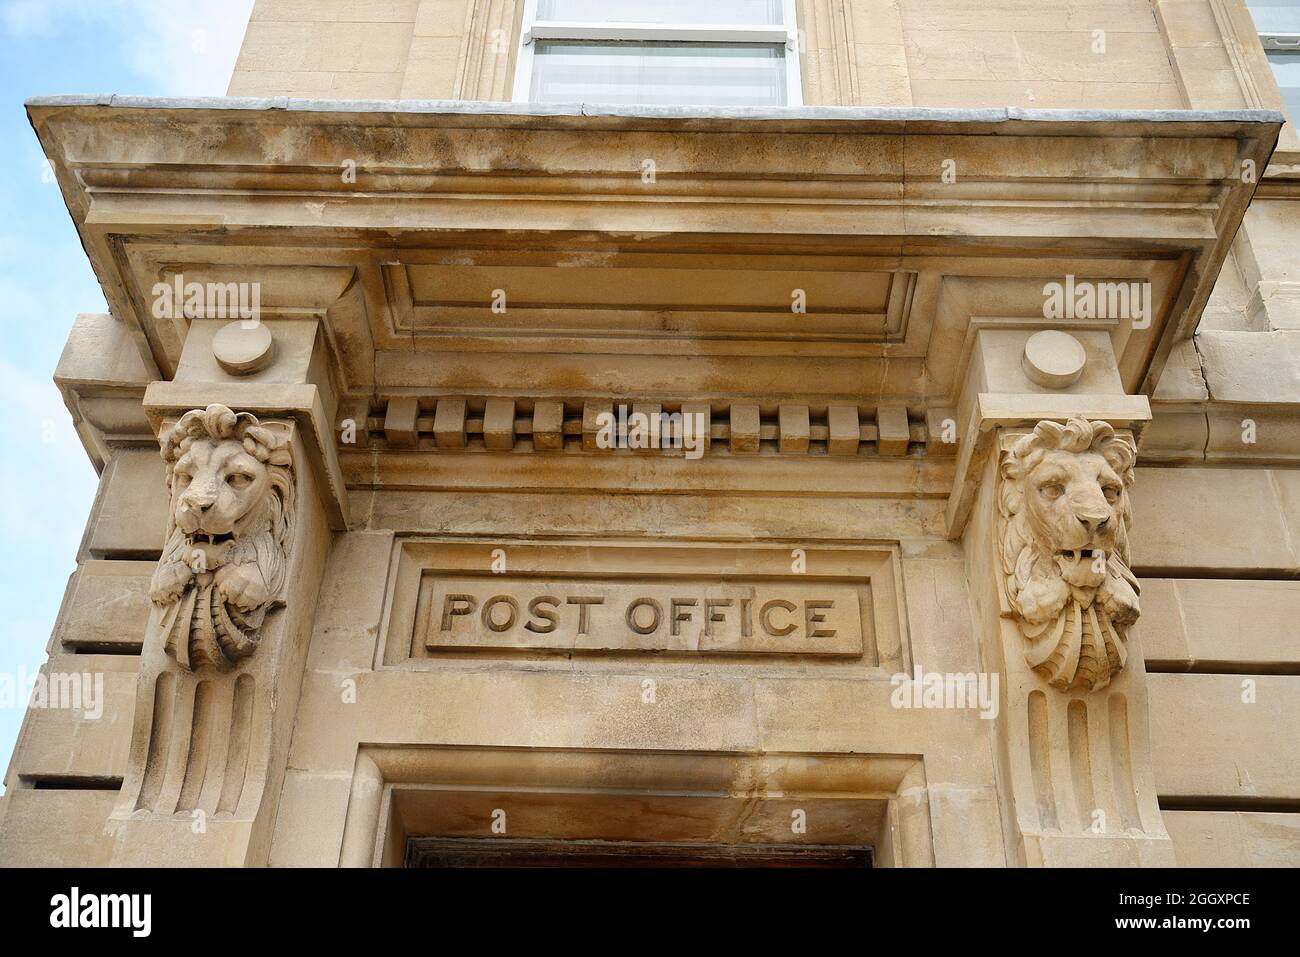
(1102, 485, 1121, 503)
(226, 473, 252, 489)
(174, 472, 191, 486)
(1040, 483, 1065, 499)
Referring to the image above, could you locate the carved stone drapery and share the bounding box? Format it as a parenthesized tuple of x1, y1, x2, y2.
(997, 417, 1141, 693)
(149, 404, 294, 669)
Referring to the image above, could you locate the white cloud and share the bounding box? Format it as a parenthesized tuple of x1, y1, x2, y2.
(123, 0, 258, 96)
(2, 0, 256, 95)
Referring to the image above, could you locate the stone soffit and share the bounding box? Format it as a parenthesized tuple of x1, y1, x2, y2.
(28, 97, 1281, 407)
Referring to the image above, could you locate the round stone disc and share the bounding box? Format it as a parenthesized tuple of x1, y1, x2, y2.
(1022, 330, 1086, 388)
(212, 321, 274, 376)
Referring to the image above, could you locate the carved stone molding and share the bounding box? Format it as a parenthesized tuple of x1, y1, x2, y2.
(798, 0, 858, 106)
(452, 0, 521, 101)
(356, 396, 950, 459)
(997, 417, 1140, 693)
(150, 404, 294, 670)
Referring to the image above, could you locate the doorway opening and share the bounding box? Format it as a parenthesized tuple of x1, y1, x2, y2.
(341, 747, 933, 867)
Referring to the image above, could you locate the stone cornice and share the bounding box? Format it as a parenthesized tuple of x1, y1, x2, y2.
(27, 97, 1281, 407)
(31, 98, 1292, 521)
(53, 313, 155, 472)
(23, 94, 1286, 126)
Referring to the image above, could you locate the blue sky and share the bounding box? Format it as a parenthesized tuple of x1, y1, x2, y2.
(0, 0, 253, 777)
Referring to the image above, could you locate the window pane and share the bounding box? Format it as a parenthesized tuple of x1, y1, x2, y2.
(537, 0, 784, 25)
(1246, 0, 1300, 34)
(530, 41, 787, 106)
(1267, 51, 1300, 118)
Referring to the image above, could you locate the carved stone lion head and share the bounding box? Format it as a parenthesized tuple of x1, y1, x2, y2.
(163, 406, 289, 540)
(998, 417, 1140, 692)
(150, 404, 294, 669)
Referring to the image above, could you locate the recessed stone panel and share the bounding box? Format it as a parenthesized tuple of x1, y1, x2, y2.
(422, 576, 863, 655)
(386, 257, 917, 343)
(380, 539, 906, 671)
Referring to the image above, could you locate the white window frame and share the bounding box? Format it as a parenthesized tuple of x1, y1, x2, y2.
(511, 0, 803, 107)
(1258, 32, 1300, 119)
(1260, 32, 1300, 52)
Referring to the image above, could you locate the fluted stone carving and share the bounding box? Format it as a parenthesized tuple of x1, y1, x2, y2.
(997, 417, 1141, 693)
(149, 404, 294, 669)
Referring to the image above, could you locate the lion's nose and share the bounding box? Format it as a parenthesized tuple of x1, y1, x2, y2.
(1075, 511, 1110, 534)
(182, 492, 215, 513)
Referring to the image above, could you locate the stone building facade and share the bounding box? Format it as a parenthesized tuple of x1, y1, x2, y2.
(1, 0, 1298, 867)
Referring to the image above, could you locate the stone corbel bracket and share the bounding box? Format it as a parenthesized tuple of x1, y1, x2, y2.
(958, 401, 1172, 865)
(112, 404, 331, 865)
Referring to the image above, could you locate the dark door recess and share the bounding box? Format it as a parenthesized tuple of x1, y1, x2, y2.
(406, 837, 873, 868)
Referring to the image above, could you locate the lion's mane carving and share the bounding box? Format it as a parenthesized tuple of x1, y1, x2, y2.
(149, 404, 294, 669)
(998, 417, 1140, 692)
